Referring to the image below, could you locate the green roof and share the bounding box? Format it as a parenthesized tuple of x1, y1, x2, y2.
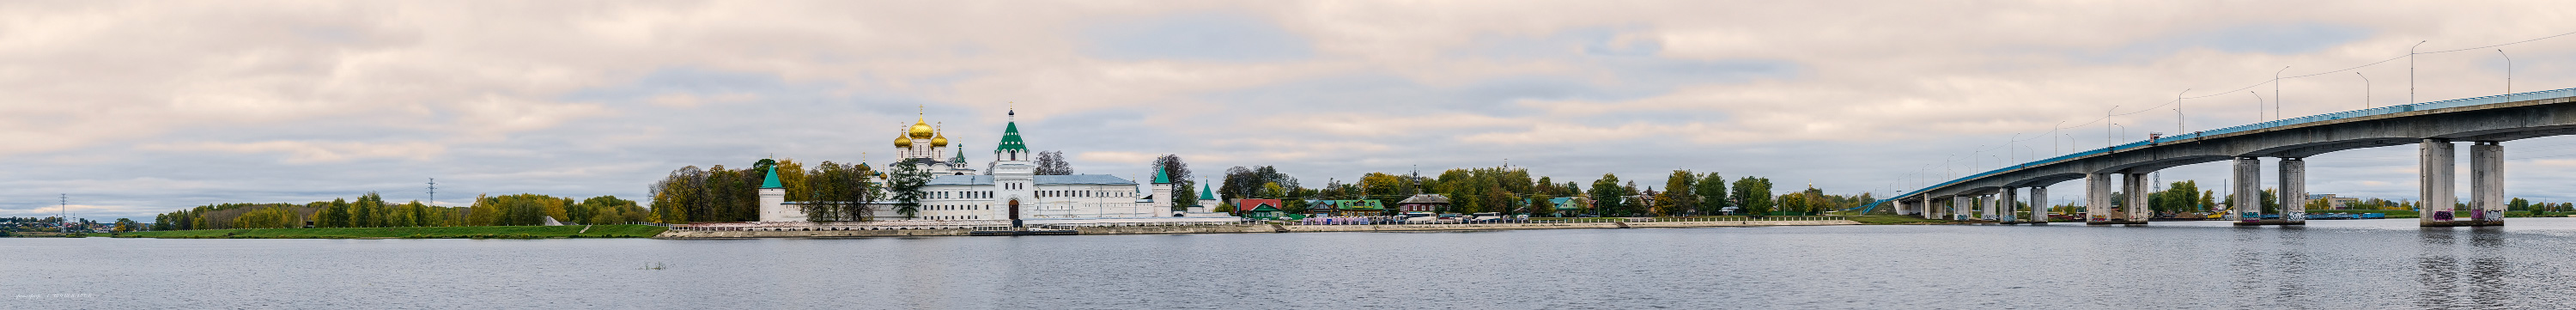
(1199, 184, 1214, 199)
(1328, 200, 1386, 210)
(995, 121, 1027, 152)
(1152, 167, 1170, 184)
(759, 165, 782, 189)
(952, 147, 966, 162)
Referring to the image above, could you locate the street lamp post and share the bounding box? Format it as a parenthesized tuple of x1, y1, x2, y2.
(2357, 72, 2370, 109)
(2410, 40, 2427, 105)
(2050, 120, 2068, 156)
(2106, 105, 2118, 153)
(2500, 49, 2512, 100)
(2251, 91, 2265, 124)
(2176, 88, 2190, 136)
(2008, 133, 2020, 165)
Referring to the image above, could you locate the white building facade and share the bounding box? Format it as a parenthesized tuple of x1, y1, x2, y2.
(758, 109, 1210, 224)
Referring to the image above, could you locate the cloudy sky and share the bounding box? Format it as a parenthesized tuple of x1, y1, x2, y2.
(8, 1, 2576, 220)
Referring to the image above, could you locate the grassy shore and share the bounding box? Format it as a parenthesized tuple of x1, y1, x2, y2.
(112, 225, 667, 239)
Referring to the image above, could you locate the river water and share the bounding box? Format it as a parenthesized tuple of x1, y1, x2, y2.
(9, 218, 2576, 309)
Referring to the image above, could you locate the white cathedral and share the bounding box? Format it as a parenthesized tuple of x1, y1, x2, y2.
(756, 108, 1226, 224)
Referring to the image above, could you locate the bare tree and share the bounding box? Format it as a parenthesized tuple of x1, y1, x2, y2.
(1153, 155, 1195, 210)
(1035, 150, 1074, 175)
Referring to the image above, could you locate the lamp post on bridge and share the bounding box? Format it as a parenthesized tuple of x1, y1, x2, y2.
(2499, 49, 2512, 101)
(2176, 88, 2189, 137)
(2250, 91, 2264, 124)
(2008, 133, 2020, 167)
(2357, 72, 2370, 109)
(2050, 120, 2067, 156)
(2410, 40, 2427, 105)
(2106, 105, 2118, 153)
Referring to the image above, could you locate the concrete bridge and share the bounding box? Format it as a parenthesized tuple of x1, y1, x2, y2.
(1879, 88, 2576, 227)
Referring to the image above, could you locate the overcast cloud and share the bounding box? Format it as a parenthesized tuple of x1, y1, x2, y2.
(7, 1, 2576, 220)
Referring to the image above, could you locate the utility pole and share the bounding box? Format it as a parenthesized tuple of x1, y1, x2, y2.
(428, 178, 438, 207)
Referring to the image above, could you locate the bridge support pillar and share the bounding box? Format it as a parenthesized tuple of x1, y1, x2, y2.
(2123, 173, 2150, 224)
(1917, 196, 1935, 219)
(2471, 141, 2505, 226)
(2278, 157, 2308, 225)
(2086, 173, 2114, 225)
(1980, 193, 1997, 222)
(2232, 157, 2264, 225)
(2423, 139, 2465, 227)
(2028, 186, 2049, 224)
(1998, 187, 2020, 223)
(1953, 195, 1971, 221)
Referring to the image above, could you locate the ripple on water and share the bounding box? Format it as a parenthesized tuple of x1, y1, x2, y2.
(7, 218, 2576, 309)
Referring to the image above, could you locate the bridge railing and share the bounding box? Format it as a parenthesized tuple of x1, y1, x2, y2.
(1859, 87, 2576, 213)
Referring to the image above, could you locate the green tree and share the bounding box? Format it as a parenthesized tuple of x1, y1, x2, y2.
(1694, 173, 1728, 215)
(1589, 173, 1626, 216)
(1731, 177, 1775, 216)
(1658, 170, 1698, 216)
(1777, 193, 1807, 216)
(889, 159, 932, 219)
(231, 207, 300, 229)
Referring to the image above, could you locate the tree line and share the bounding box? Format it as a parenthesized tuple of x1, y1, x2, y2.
(650, 158, 888, 222)
(147, 192, 645, 230)
(1206, 166, 1861, 217)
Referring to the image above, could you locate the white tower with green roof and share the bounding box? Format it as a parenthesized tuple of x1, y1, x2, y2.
(756, 165, 793, 222)
(992, 109, 1036, 223)
(1148, 165, 1176, 211)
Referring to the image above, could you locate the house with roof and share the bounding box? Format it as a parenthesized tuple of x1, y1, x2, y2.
(1397, 194, 1451, 213)
(1547, 197, 1587, 216)
(1235, 198, 1288, 220)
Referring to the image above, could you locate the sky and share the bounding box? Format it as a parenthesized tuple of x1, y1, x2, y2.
(7, 1, 2576, 221)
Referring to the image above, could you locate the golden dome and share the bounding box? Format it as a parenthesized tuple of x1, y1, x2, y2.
(908, 119, 934, 138)
(931, 132, 949, 147)
(895, 133, 914, 148)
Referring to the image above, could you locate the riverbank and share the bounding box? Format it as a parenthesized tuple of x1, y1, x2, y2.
(112, 225, 668, 239)
(653, 220, 1861, 238)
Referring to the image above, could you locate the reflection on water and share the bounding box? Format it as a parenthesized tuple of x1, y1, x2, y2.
(6, 218, 2576, 309)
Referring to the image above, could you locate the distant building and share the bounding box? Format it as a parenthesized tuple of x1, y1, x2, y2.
(756, 108, 1231, 224)
(1397, 194, 1451, 213)
(2309, 194, 2362, 210)
(1236, 199, 1288, 219)
(1547, 197, 1585, 216)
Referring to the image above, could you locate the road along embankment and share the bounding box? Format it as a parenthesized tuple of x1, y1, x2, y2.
(655, 220, 1859, 239)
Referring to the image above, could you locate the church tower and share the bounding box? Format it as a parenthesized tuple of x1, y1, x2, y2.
(1149, 165, 1172, 207)
(756, 165, 787, 222)
(992, 109, 1035, 225)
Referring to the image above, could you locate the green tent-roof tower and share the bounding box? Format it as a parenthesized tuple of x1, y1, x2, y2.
(759, 165, 782, 189)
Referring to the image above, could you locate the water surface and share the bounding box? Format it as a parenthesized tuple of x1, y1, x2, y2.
(10, 218, 2576, 309)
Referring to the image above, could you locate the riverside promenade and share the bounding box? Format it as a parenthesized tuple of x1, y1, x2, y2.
(655, 217, 1860, 239)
